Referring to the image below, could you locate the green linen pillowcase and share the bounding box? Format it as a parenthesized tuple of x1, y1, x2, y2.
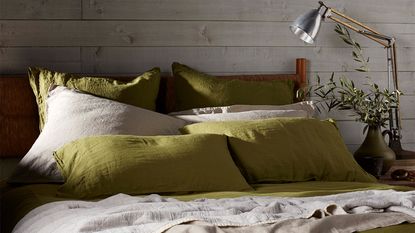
(29, 67, 161, 129)
(54, 134, 252, 199)
(181, 118, 376, 184)
(172, 62, 295, 111)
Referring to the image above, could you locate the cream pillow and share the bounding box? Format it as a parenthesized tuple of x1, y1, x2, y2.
(170, 101, 316, 117)
(173, 110, 308, 123)
(169, 101, 315, 123)
(9, 86, 187, 183)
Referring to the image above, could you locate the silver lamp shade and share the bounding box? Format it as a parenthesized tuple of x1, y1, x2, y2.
(290, 6, 325, 44)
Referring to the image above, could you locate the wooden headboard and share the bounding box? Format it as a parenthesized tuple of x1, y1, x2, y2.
(0, 58, 307, 158)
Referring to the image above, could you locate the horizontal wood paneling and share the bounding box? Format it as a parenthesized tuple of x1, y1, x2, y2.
(0, 0, 81, 19)
(80, 46, 296, 74)
(4, 0, 413, 22)
(2, 46, 415, 73)
(82, 0, 315, 21)
(0, 47, 81, 74)
(79, 47, 415, 73)
(1, 0, 414, 152)
(1, 21, 414, 48)
(82, 0, 415, 23)
(0, 47, 415, 84)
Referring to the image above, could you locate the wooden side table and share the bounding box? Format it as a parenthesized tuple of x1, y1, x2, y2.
(378, 159, 415, 187)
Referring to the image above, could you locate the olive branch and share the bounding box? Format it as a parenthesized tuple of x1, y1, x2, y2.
(302, 24, 401, 133)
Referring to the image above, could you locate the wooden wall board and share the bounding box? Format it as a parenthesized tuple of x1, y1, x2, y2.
(1, 21, 414, 48)
(0, 0, 81, 19)
(1, 46, 414, 74)
(79, 47, 415, 73)
(0, 47, 81, 74)
(81, 0, 415, 23)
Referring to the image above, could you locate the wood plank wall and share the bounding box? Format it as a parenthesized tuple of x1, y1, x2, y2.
(0, 0, 414, 153)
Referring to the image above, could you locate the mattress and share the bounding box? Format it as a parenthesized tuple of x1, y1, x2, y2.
(1, 181, 414, 233)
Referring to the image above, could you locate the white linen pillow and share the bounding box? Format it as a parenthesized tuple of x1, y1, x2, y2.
(174, 110, 308, 123)
(9, 86, 187, 183)
(169, 101, 316, 118)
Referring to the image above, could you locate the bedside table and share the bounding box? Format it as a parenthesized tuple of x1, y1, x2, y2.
(378, 159, 415, 187)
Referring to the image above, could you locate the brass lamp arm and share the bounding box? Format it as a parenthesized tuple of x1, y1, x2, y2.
(318, 1, 393, 48)
(360, 31, 393, 42)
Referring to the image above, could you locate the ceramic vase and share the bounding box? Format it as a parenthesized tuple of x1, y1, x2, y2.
(354, 126, 396, 175)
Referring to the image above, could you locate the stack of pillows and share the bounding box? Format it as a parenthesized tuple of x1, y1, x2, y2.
(8, 63, 375, 199)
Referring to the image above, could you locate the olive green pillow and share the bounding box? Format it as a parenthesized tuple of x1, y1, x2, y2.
(172, 62, 295, 111)
(181, 118, 376, 184)
(54, 134, 252, 199)
(29, 67, 161, 129)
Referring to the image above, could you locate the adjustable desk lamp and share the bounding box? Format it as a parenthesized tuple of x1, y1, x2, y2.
(290, 1, 415, 159)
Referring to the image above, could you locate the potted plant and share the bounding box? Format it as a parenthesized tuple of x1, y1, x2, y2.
(308, 25, 401, 174)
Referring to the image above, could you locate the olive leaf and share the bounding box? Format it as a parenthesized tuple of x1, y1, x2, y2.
(307, 24, 402, 129)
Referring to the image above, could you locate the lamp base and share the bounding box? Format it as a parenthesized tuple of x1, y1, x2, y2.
(390, 139, 415, 160)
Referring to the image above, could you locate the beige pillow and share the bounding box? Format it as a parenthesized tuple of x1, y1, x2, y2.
(9, 86, 186, 184)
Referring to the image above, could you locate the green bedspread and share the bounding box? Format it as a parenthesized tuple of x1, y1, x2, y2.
(1, 181, 414, 233)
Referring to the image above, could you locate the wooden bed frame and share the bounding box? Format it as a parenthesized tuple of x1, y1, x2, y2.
(0, 58, 307, 158)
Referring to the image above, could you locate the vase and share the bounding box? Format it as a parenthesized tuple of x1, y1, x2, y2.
(354, 126, 396, 175)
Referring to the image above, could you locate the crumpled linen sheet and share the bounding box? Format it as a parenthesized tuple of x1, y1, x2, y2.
(13, 189, 415, 233)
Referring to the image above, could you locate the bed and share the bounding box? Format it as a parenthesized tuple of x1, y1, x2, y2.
(1, 58, 414, 233)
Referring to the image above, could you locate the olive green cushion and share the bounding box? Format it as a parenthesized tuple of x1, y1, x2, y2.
(172, 62, 295, 111)
(29, 67, 161, 129)
(54, 134, 252, 199)
(181, 118, 376, 184)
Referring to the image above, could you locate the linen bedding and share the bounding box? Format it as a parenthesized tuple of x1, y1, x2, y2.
(1, 182, 414, 233)
(3, 67, 414, 233)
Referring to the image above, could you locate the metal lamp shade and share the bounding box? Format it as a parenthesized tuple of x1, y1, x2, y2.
(290, 8, 324, 44)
